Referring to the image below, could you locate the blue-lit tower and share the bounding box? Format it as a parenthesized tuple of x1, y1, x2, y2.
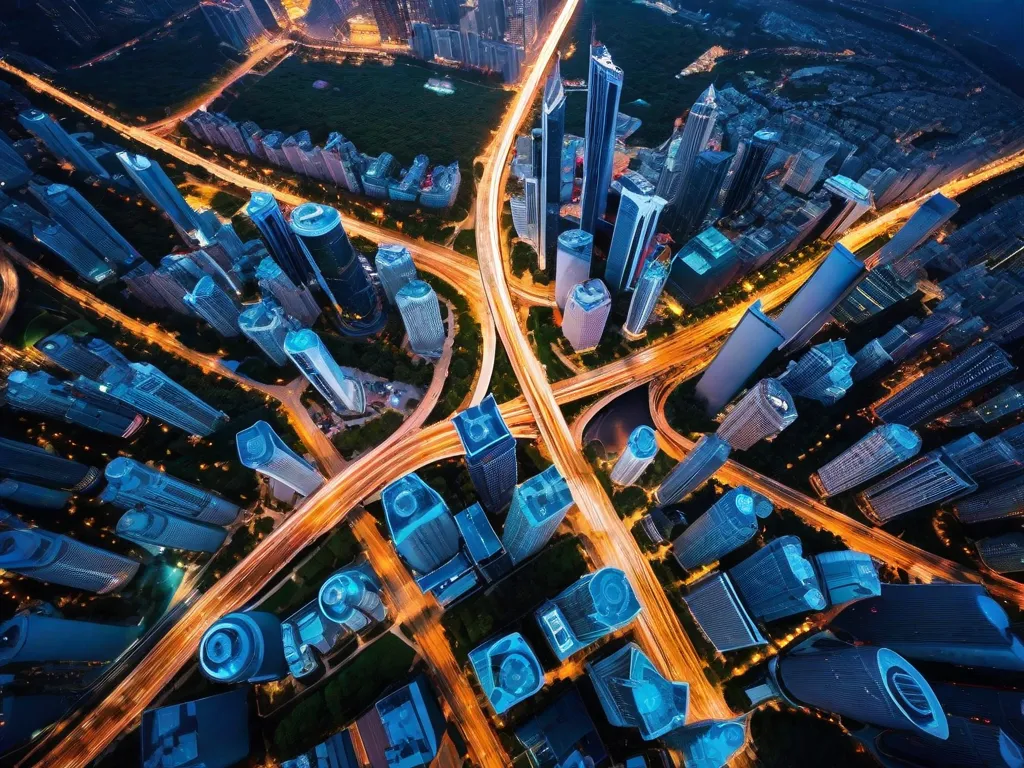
(610, 425, 659, 486)
(579, 43, 623, 234)
(101, 457, 240, 525)
(469, 632, 544, 714)
(5, 370, 144, 438)
(34, 333, 130, 380)
(0, 527, 139, 594)
(284, 328, 366, 414)
(199, 611, 287, 684)
(537, 568, 642, 660)
(655, 85, 718, 208)
(245, 191, 309, 286)
(116, 151, 209, 241)
(502, 465, 574, 564)
(623, 256, 669, 339)
(655, 434, 731, 505)
(396, 279, 445, 358)
(32, 222, 115, 284)
(671, 149, 732, 241)
(375, 244, 417, 305)
(774, 243, 864, 347)
(0, 611, 138, 665)
(540, 56, 566, 271)
(554, 229, 593, 311)
(18, 109, 108, 178)
(671, 718, 747, 768)
(238, 299, 298, 365)
(116, 508, 227, 553)
(778, 340, 856, 405)
(672, 486, 773, 571)
(716, 378, 798, 451)
(382, 472, 460, 575)
(604, 171, 666, 295)
(31, 183, 140, 271)
(813, 550, 881, 608)
(255, 256, 321, 326)
(812, 424, 922, 497)
(453, 394, 518, 511)
(0, 480, 70, 510)
(183, 275, 242, 337)
(721, 129, 780, 217)
(237, 420, 324, 497)
(563, 278, 611, 352)
(729, 536, 825, 621)
(318, 567, 387, 632)
(0, 436, 101, 493)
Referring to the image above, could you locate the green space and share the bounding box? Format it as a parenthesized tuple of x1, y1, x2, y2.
(422, 275, 482, 423)
(257, 526, 362, 615)
(749, 707, 876, 767)
(527, 307, 574, 382)
(333, 410, 406, 460)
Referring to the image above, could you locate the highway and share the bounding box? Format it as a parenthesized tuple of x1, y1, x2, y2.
(0, 251, 19, 334)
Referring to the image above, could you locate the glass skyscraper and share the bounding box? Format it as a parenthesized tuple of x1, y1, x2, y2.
(859, 448, 977, 524)
(199, 610, 287, 684)
(284, 328, 366, 414)
(318, 567, 387, 632)
(237, 420, 325, 497)
(382, 472, 461, 574)
(866, 192, 958, 271)
(667, 226, 739, 307)
(238, 299, 298, 366)
(623, 256, 669, 338)
(18, 108, 108, 178)
(579, 43, 623, 234)
(395, 279, 445, 358)
(672, 486, 773, 571)
(728, 535, 826, 622)
(721, 129, 780, 217)
(117, 151, 209, 241)
(716, 378, 798, 451)
(116, 508, 228, 553)
(777, 339, 856, 405)
(5, 370, 144, 438)
(656, 433, 731, 505)
(671, 149, 732, 242)
(812, 424, 921, 497)
(502, 465, 573, 564)
(562, 279, 611, 352)
(609, 425, 659, 486)
(101, 457, 240, 525)
(656, 85, 718, 207)
(0, 611, 138, 665)
(35, 333, 130, 381)
(453, 394, 518, 511)
(469, 632, 544, 714)
(32, 221, 115, 284)
(183, 275, 242, 337)
(246, 192, 309, 287)
(773, 243, 864, 347)
(255, 256, 321, 326)
(0, 527, 139, 594)
(604, 171, 666, 295)
(554, 229, 593, 311)
(540, 57, 566, 271)
(375, 244, 417, 305)
(0, 436, 101, 493)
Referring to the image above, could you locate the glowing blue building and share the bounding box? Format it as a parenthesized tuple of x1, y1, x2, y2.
(610, 425, 659, 486)
(375, 675, 446, 768)
(382, 473, 460, 575)
(199, 610, 287, 684)
(716, 378, 797, 451)
(684, 572, 766, 653)
(667, 227, 739, 306)
(672, 486, 773, 571)
(812, 424, 921, 497)
(238, 299, 298, 365)
(18, 108, 108, 178)
(396, 279, 445, 358)
(469, 632, 544, 714)
(0, 611, 138, 665)
(0, 436, 101, 493)
(778, 340, 856, 405)
(31, 183, 140, 271)
(246, 191, 309, 287)
(540, 57, 566, 270)
(774, 243, 864, 347)
(0, 527, 139, 594)
(102, 457, 240, 525)
(729, 536, 825, 622)
(284, 328, 366, 414)
(237, 420, 325, 497)
(116, 151, 209, 241)
(656, 85, 718, 208)
(812, 550, 881, 608)
(656, 434, 731, 505)
(623, 257, 669, 339)
(670, 718, 747, 768)
(35, 333, 130, 380)
(563, 278, 611, 352)
(977, 533, 1024, 575)
(5, 370, 144, 438)
(453, 394, 517, 511)
(318, 567, 387, 632)
(375, 244, 417, 305)
(184, 275, 242, 337)
(555, 229, 594, 311)
(116, 508, 227, 553)
(604, 171, 666, 295)
(579, 43, 623, 234)
(0, 479, 70, 509)
(502, 465, 574, 564)
(255, 256, 320, 326)
(32, 222, 115, 284)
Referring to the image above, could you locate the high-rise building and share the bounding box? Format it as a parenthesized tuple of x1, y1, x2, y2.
(721, 129, 780, 217)
(812, 424, 921, 497)
(667, 227, 739, 307)
(367, 0, 410, 41)
(656, 85, 718, 208)
(777, 339, 856, 405)
(866, 193, 959, 271)
(656, 434, 731, 505)
(116, 508, 228, 553)
(716, 378, 798, 451)
(587, 642, 689, 740)
(813, 550, 880, 608)
(947, 435, 1023, 485)
(34, 334, 128, 381)
(976, 533, 1024, 574)
(728, 536, 825, 621)
(873, 715, 1022, 768)
(562, 279, 611, 352)
(773, 243, 864, 347)
(0, 611, 138, 665)
(375, 675, 446, 768)
(0, 132, 31, 189)
(199, 611, 287, 684)
(610, 425, 659, 486)
(237, 420, 324, 497)
(117, 152, 208, 241)
(453, 394, 518, 511)
(781, 148, 829, 195)
(5, 370, 144, 438)
(469, 632, 544, 714)
(502, 465, 573, 564)
(605, 171, 666, 295)
(18, 109, 108, 178)
(382, 472, 461, 574)
(670, 719, 748, 768)
(318, 567, 387, 632)
(0, 527, 139, 594)
(672, 150, 731, 241)
(0, 436, 100, 493)
(254, 256, 320, 326)
(536, 568, 642, 660)
(540, 57, 566, 271)
(683, 571, 766, 652)
(623, 256, 669, 338)
(0, 479, 70, 509)
(672, 486, 773, 571)
(395, 279, 445, 358)
(579, 43, 623, 234)
(875, 343, 1015, 426)
(201, 0, 267, 52)
(859, 448, 977, 524)
(851, 338, 893, 382)
(375, 244, 417, 305)
(954, 475, 1024, 525)
(695, 300, 786, 415)
(818, 175, 874, 241)
(554, 229, 593, 311)
(183, 275, 242, 337)
(246, 192, 309, 287)
(97, 362, 228, 436)
(284, 329, 366, 414)
(831, 583, 1024, 672)
(101, 457, 240, 525)
(31, 222, 115, 284)
(238, 300, 298, 366)
(141, 689, 250, 768)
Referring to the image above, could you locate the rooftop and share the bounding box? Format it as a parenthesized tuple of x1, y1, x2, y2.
(452, 394, 512, 456)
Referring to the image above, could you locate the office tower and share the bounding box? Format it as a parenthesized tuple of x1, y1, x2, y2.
(237, 420, 324, 497)
(367, 0, 410, 41)
(453, 394, 518, 511)
(469, 632, 544, 714)
(31, 183, 140, 271)
(199, 611, 287, 684)
(875, 716, 1022, 768)
(579, 43, 623, 234)
(116, 508, 227, 553)
(288, 203, 381, 328)
(562, 279, 611, 352)
(667, 227, 739, 307)
(382, 472, 460, 574)
(238, 300, 296, 365)
(0, 436, 100, 493)
(0, 132, 31, 189)
(183, 275, 242, 337)
(455, 502, 512, 583)
(515, 690, 606, 768)
(774, 636, 948, 738)
(876, 343, 1015, 426)
(656, 85, 718, 208)
(859, 448, 977, 524)
(281, 733, 358, 768)
(375, 244, 417, 305)
(774, 243, 864, 346)
(951, 436, 1022, 485)
(0, 611, 138, 665)
(954, 475, 1024, 524)
(722, 130, 780, 217)
(623, 256, 669, 339)
(656, 434, 731, 505)
(375, 675, 446, 768)
(4, 370, 142, 438)
(97, 362, 228, 436)
(36, 334, 128, 380)
(683, 572, 766, 652)
(254, 256, 320, 326)
(246, 192, 308, 286)
(18, 109, 108, 178)
(778, 339, 856, 405)
(967, 384, 1024, 425)
(0, 479, 70, 509)
(202, 0, 266, 52)
(554, 229, 593, 311)
(672, 150, 731, 241)
(539, 57, 566, 271)
(396, 279, 445, 358)
(117, 152, 207, 240)
(587, 642, 688, 741)
(851, 339, 893, 382)
(818, 175, 874, 241)
(502, 465, 573, 564)
(141, 689, 250, 768)
(781, 148, 829, 195)
(101, 457, 240, 525)
(32, 222, 115, 284)
(410, 21, 434, 59)
(284, 329, 365, 414)
(671, 719, 747, 768)
(813, 550, 880, 608)
(605, 171, 666, 295)
(672, 486, 772, 571)
(610, 425, 659, 486)
(477, 0, 506, 39)
(318, 567, 386, 632)
(728, 536, 825, 621)
(812, 424, 921, 497)
(866, 192, 959, 271)
(504, 0, 537, 46)
(977, 533, 1024, 574)
(0, 527, 139, 594)
(717, 378, 797, 451)
(537, 568, 641, 660)
(832, 583, 1024, 671)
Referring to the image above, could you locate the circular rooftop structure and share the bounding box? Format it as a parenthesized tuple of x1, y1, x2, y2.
(289, 203, 341, 237)
(498, 651, 540, 696)
(589, 568, 639, 626)
(0, 615, 29, 664)
(199, 613, 263, 683)
(876, 647, 948, 739)
(318, 571, 366, 624)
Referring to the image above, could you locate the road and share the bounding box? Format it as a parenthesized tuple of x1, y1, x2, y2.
(0, 251, 19, 334)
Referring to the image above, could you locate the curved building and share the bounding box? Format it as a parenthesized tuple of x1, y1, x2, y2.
(813, 550, 880, 608)
(318, 568, 386, 632)
(5, 370, 144, 438)
(672, 486, 773, 571)
(469, 632, 544, 714)
(0, 436, 100, 493)
(729, 536, 825, 622)
(716, 378, 797, 451)
(563, 279, 611, 353)
(554, 229, 593, 311)
(116, 152, 206, 240)
(502, 465, 574, 565)
(656, 434, 731, 506)
(382, 473, 460, 575)
(671, 718, 747, 768)
(453, 394, 518, 512)
(19, 108, 108, 178)
(116, 508, 227, 553)
(284, 328, 366, 414)
(375, 244, 417, 305)
(0, 479, 70, 510)
(0, 611, 138, 665)
(101, 457, 239, 525)
(977, 533, 1024, 575)
(610, 425, 659, 487)
(537, 568, 642, 660)
(198, 611, 287, 684)
(395, 279, 444, 358)
(0, 528, 139, 594)
(812, 424, 921, 497)
(245, 192, 309, 287)
(238, 300, 296, 366)
(623, 257, 669, 339)
(236, 420, 324, 497)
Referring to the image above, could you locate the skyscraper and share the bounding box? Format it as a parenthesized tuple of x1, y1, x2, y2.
(453, 394, 518, 511)
(375, 244, 417, 305)
(671, 719, 748, 768)
(655, 85, 718, 208)
(781, 148, 828, 195)
(976, 533, 1024, 574)
(695, 300, 786, 415)
(376, 675, 447, 768)
(0, 611, 138, 665)
(18, 109, 108, 178)
(31, 183, 140, 271)
(0, 480, 70, 510)
(5, 370, 144, 438)
(610, 425, 659, 486)
(683, 572, 766, 653)
(655, 434, 731, 505)
(818, 175, 874, 241)
(777, 339, 856, 405)
(141, 690, 250, 768)
(0, 132, 31, 189)
(183, 275, 242, 337)
(954, 475, 1024, 524)
(0, 527, 139, 594)
(587, 643, 689, 740)
(469, 632, 544, 714)
(237, 420, 324, 497)
(246, 192, 309, 287)
(946, 435, 1022, 485)
(859, 448, 977, 524)
(199, 611, 287, 684)
(672, 150, 732, 241)
(540, 57, 566, 271)
(32, 222, 115, 284)
(812, 550, 881, 608)
(318, 567, 387, 632)
(562, 279, 611, 352)
(201, 0, 266, 52)
(667, 226, 739, 307)
(116, 152, 207, 241)
(721, 129, 780, 217)
(254, 256, 320, 326)
(382, 472, 461, 574)
(0, 436, 101, 493)
(728, 536, 825, 621)
(623, 256, 669, 338)
(672, 486, 773, 571)
(367, 0, 410, 41)
(34, 334, 126, 380)
(773, 243, 864, 347)
(116, 508, 228, 553)
(395, 279, 445, 358)
(101, 457, 240, 525)
(238, 300, 297, 365)
(605, 171, 667, 295)
(812, 424, 922, 497)
(716, 378, 798, 451)
(554, 229, 593, 311)
(579, 43, 623, 234)
(502, 465, 573, 564)
(873, 715, 1022, 768)
(284, 328, 366, 414)
(866, 192, 959, 271)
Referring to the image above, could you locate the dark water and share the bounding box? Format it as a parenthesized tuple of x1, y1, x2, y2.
(582, 384, 654, 453)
